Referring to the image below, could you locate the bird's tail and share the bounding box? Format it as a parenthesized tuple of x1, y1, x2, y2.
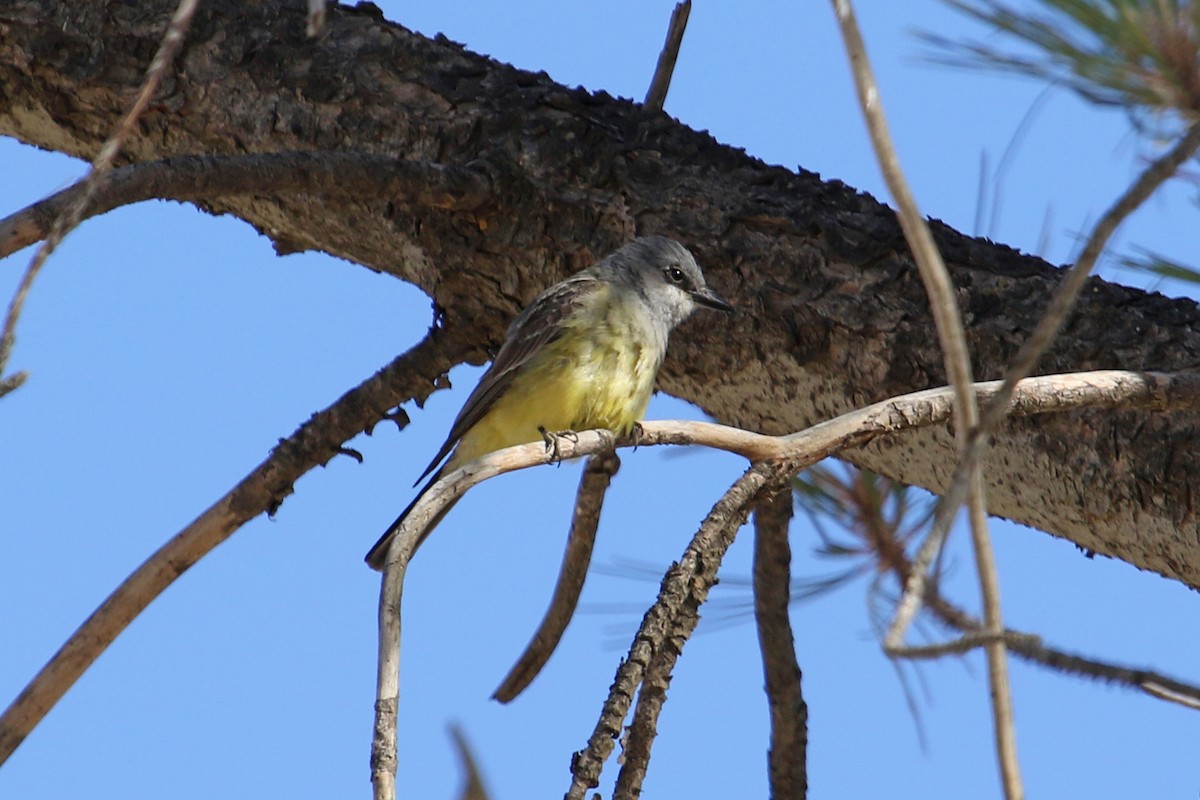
(364, 467, 460, 571)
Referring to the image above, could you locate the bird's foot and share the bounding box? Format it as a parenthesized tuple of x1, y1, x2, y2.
(539, 426, 579, 465)
(630, 421, 645, 451)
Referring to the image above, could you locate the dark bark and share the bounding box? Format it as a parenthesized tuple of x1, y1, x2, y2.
(3, 0, 1200, 587)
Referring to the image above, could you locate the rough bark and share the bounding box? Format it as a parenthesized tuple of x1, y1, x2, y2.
(3, 0, 1200, 587)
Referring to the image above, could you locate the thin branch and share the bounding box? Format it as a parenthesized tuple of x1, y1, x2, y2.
(753, 488, 807, 800)
(448, 724, 492, 800)
(914, 122, 1200, 589)
(373, 503, 418, 799)
(0, 153, 492, 260)
(611, 623, 677, 800)
(493, 450, 620, 703)
(644, 1, 693, 112)
(830, 1, 1017, 791)
(568, 463, 782, 799)
(0, 330, 462, 767)
(0, 0, 200, 387)
(868, 509, 1200, 711)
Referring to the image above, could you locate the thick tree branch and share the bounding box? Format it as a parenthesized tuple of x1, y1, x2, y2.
(6, 0, 1200, 589)
(0, 153, 493, 258)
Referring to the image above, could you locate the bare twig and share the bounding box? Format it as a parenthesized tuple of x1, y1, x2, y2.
(865, 504, 1200, 711)
(753, 488, 806, 800)
(0, 331, 461, 767)
(568, 463, 781, 799)
(644, 1, 692, 111)
(449, 724, 492, 800)
(830, 1, 1018, 792)
(0, 153, 492, 260)
(373, 500, 420, 799)
(493, 450, 620, 703)
(612, 624, 677, 800)
(0, 0, 200, 387)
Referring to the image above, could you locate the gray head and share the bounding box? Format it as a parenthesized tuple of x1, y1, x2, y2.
(596, 235, 733, 329)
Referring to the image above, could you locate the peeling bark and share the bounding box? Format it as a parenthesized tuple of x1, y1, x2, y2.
(3, 0, 1200, 587)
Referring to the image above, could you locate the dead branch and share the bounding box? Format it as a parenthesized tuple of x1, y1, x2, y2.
(568, 463, 781, 799)
(0, 0, 200, 392)
(644, 1, 692, 112)
(493, 450, 620, 703)
(0, 329, 464, 767)
(829, 0, 1018, 791)
(753, 488, 806, 800)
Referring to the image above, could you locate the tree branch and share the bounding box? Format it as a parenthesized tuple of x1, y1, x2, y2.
(753, 488, 807, 800)
(365, 367, 1200, 795)
(644, 1, 692, 112)
(7, 0, 1200, 587)
(0, 328, 465, 767)
(0, 153, 493, 259)
(493, 450, 620, 703)
(568, 463, 780, 799)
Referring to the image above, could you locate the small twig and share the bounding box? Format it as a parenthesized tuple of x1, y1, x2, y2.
(493, 450, 620, 703)
(830, 1, 1018, 792)
(1142, 682, 1200, 711)
(0, 370, 27, 399)
(889, 630, 1041, 660)
(752, 488, 807, 800)
(0, 331, 460, 767)
(869, 516, 1200, 711)
(448, 724, 492, 800)
(611, 622, 678, 800)
(644, 1, 692, 112)
(0, 0, 200, 385)
(0, 153, 492, 260)
(373, 498, 421, 799)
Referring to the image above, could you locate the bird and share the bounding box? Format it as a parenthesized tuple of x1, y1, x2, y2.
(365, 235, 733, 570)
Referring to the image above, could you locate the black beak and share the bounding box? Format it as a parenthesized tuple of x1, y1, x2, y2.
(692, 286, 735, 313)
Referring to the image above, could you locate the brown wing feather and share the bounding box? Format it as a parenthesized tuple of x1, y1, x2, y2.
(413, 274, 602, 483)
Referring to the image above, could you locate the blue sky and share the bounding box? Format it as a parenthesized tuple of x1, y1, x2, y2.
(2, 1, 1199, 798)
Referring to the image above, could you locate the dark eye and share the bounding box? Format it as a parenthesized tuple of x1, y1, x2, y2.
(664, 266, 686, 285)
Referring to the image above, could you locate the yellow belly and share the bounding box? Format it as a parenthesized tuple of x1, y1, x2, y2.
(450, 289, 663, 467)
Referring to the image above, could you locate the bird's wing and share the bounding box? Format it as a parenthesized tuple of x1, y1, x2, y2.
(413, 274, 602, 483)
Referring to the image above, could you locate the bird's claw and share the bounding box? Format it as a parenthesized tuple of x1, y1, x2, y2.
(539, 426, 579, 465)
